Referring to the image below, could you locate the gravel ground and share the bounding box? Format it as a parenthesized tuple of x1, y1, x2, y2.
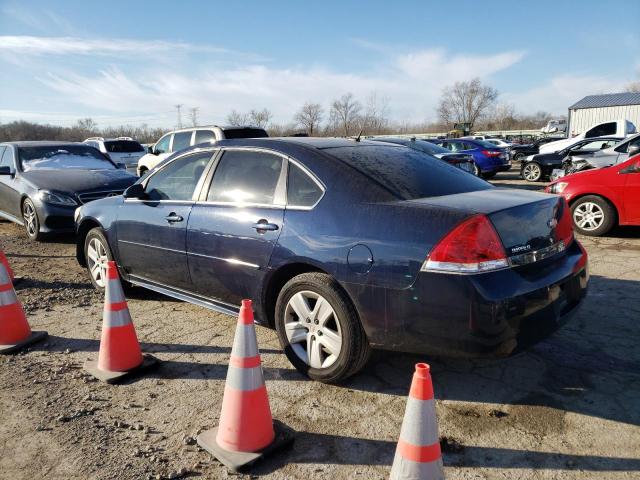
(0, 166, 639, 479)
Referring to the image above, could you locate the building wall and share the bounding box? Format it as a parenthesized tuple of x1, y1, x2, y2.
(568, 105, 640, 136)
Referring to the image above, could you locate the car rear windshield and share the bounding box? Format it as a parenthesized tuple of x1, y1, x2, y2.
(18, 145, 115, 171)
(474, 140, 502, 149)
(327, 145, 492, 200)
(103, 140, 144, 153)
(223, 128, 269, 139)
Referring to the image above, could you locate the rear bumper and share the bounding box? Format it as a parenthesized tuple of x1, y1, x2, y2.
(376, 240, 588, 357)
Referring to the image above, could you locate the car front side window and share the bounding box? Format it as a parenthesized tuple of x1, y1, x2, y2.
(207, 150, 284, 205)
(144, 151, 213, 201)
(154, 135, 171, 155)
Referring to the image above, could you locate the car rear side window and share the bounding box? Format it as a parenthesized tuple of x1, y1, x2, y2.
(207, 150, 283, 205)
(144, 151, 212, 201)
(222, 128, 269, 139)
(287, 162, 323, 208)
(172, 131, 192, 152)
(327, 145, 492, 200)
(104, 140, 144, 153)
(194, 130, 215, 144)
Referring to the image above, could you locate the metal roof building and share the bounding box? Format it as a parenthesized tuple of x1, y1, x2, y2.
(568, 92, 640, 136)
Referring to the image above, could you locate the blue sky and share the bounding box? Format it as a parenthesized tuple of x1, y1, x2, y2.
(0, 0, 638, 128)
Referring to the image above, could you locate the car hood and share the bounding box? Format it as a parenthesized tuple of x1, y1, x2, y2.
(21, 169, 137, 193)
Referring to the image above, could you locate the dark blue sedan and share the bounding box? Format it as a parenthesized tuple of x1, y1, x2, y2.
(430, 138, 511, 178)
(75, 138, 588, 382)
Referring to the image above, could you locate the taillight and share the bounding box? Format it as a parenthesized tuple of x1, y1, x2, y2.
(555, 198, 574, 247)
(422, 215, 509, 273)
(482, 150, 501, 157)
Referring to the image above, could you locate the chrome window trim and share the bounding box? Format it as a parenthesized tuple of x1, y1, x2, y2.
(194, 200, 285, 210)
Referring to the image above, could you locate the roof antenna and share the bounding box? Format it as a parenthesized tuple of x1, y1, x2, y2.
(355, 129, 363, 142)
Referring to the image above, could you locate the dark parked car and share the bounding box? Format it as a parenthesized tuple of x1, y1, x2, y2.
(0, 142, 138, 241)
(369, 137, 477, 174)
(75, 138, 588, 382)
(430, 138, 511, 178)
(510, 136, 565, 161)
(520, 137, 622, 182)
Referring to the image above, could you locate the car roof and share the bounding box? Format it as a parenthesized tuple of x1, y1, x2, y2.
(217, 136, 398, 150)
(166, 125, 266, 134)
(0, 141, 84, 147)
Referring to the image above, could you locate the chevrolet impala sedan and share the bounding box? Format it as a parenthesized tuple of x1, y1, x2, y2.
(75, 137, 589, 382)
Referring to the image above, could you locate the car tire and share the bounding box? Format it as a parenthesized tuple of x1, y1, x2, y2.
(138, 167, 148, 177)
(274, 272, 371, 383)
(84, 227, 117, 289)
(522, 162, 543, 182)
(21, 198, 43, 241)
(514, 153, 525, 162)
(570, 195, 616, 237)
(481, 171, 497, 179)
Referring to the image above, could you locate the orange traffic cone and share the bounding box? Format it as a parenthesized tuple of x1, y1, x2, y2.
(390, 363, 444, 480)
(83, 261, 158, 383)
(197, 299, 294, 471)
(0, 249, 22, 286)
(0, 261, 47, 353)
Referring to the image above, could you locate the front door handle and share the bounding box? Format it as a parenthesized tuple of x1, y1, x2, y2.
(165, 213, 183, 223)
(252, 219, 279, 233)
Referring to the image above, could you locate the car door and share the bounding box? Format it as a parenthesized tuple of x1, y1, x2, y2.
(186, 148, 286, 306)
(116, 150, 214, 290)
(0, 146, 23, 220)
(622, 159, 640, 223)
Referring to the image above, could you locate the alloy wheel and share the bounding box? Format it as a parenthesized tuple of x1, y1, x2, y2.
(523, 163, 541, 181)
(86, 237, 109, 287)
(22, 202, 38, 237)
(573, 202, 605, 232)
(284, 290, 343, 369)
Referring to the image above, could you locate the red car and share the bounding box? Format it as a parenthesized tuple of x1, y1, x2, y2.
(545, 154, 640, 236)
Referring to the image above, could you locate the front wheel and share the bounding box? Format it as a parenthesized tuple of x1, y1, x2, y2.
(571, 196, 616, 236)
(522, 162, 543, 182)
(22, 198, 43, 241)
(275, 272, 370, 383)
(84, 227, 114, 289)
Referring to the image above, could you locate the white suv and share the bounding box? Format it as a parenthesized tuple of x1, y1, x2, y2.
(84, 137, 146, 175)
(136, 125, 268, 176)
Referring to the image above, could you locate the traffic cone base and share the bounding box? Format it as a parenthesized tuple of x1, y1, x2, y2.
(197, 419, 294, 472)
(0, 330, 47, 354)
(83, 353, 159, 384)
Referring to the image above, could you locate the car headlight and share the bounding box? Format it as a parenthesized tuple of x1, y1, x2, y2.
(550, 182, 568, 194)
(37, 190, 77, 206)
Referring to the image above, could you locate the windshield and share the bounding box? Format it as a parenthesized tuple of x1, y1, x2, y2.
(104, 140, 144, 153)
(18, 145, 116, 171)
(327, 145, 492, 200)
(412, 140, 451, 155)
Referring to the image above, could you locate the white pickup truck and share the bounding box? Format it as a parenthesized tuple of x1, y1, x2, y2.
(539, 119, 637, 154)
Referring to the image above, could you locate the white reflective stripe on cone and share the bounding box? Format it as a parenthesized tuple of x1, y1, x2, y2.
(390, 451, 444, 480)
(105, 279, 126, 304)
(231, 324, 260, 358)
(0, 288, 17, 306)
(225, 365, 265, 391)
(0, 265, 10, 284)
(103, 308, 132, 328)
(399, 397, 439, 446)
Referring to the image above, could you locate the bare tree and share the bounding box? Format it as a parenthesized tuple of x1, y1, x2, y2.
(361, 93, 390, 134)
(249, 108, 273, 128)
(625, 81, 640, 93)
(226, 109, 250, 126)
(294, 102, 323, 135)
(437, 78, 498, 128)
(330, 93, 362, 136)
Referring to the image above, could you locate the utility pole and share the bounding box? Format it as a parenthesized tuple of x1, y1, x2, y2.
(189, 107, 199, 127)
(175, 104, 183, 128)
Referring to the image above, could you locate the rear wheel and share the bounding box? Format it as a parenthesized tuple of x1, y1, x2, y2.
(22, 198, 43, 241)
(275, 272, 370, 383)
(84, 227, 114, 289)
(522, 162, 542, 182)
(571, 196, 616, 236)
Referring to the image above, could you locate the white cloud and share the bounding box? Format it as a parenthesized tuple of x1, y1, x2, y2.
(24, 45, 525, 126)
(0, 35, 232, 56)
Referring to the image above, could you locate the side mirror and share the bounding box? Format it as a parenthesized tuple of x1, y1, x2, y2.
(628, 144, 640, 156)
(123, 183, 145, 199)
(148, 146, 156, 154)
(0, 166, 11, 175)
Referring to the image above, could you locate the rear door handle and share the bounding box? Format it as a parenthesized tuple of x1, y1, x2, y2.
(165, 213, 183, 223)
(252, 219, 279, 233)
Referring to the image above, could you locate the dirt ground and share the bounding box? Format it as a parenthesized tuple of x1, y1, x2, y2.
(1, 167, 639, 480)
